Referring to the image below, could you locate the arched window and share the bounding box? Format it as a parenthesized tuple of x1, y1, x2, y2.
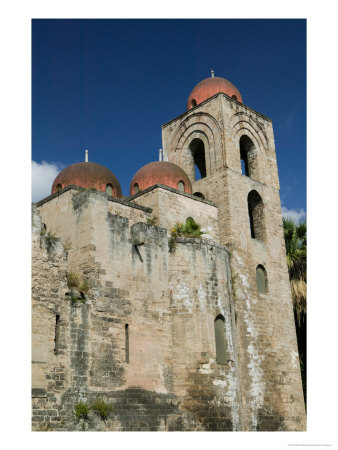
(178, 180, 185, 192)
(106, 184, 113, 196)
(232, 95, 238, 100)
(193, 192, 205, 199)
(256, 265, 267, 294)
(56, 183, 62, 191)
(191, 99, 197, 107)
(214, 315, 227, 364)
(134, 183, 139, 194)
(240, 135, 256, 178)
(189, 138, 206, 181)
(247, 190, 265, 240)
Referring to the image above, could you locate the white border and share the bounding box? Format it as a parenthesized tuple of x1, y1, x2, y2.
(1, 1, 338, 449)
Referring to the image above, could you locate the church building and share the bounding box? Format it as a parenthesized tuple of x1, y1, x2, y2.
(32, 72, 306, 431)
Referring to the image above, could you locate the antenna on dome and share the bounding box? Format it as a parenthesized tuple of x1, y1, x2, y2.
(159, 149, 163, 161)
(211, 69, 215, 78)
(85, 149, 88, 162)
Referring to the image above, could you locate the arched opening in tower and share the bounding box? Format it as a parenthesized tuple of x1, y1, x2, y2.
(256, 264, 268, 294)
(240, 135, 256, 178)
(189, 138, 206, 181)
(247, 190, 265, 240)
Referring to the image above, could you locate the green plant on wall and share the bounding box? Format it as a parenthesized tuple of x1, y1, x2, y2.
(42, 230, 59, 251)
(90, 397, 112, 420)
(75, 401, 89, 421)
(147, 216, 158, 226)
(169, 217, 204, 252)
(66, 272, 81, 289)
(66, 272, 89, 305)
(171, 216, 204, 238)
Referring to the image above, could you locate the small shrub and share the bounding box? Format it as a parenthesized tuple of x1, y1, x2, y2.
(75, 401, 89, 421)
(169, 217, 204, 252)
(66, 272, 81, 289)
(45, 230, 58, 243)
(43, 230, 59, 250)
(171, 217, 204, 239)
(91, 397, 112, 420)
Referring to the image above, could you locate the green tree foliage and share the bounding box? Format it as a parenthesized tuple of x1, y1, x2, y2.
(283, 216, 306, 404)
(283, 217, 307, 325)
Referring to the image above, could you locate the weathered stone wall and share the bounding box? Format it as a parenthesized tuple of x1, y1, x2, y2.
(131, 184, 219, 241)
(162, 93, 306, 430)
(32, 191, 239, 431)
(223, 169, 305, 431)
(32, 205, 70, 430)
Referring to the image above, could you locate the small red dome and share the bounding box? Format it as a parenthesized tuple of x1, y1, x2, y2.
(130, 161, 192, 196)
(187, 76, 242, 109)
(51, 162, 122, 198)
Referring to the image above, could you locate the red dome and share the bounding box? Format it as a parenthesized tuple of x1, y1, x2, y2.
(130, 161, 192, 196)
(51, 162, 122, 198)
(187, 76, 242, 109)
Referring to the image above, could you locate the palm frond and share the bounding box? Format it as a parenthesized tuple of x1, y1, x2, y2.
(291, 279, 307, 326)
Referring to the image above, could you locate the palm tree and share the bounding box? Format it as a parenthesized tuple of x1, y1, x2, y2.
(283, 217, 306, 403)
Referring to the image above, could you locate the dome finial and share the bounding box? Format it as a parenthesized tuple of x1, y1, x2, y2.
(211, 69, 215, 78)
(85, 149, 88, 162)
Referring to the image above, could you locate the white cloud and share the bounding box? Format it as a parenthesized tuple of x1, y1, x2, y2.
(282, 206, 306, 224)
(32, 160, 63, 202)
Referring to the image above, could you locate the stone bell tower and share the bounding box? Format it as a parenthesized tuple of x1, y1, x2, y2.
(161, 71, 306, 431)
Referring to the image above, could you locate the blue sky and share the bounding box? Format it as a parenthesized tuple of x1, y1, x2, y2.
(32, 19, 306, 221)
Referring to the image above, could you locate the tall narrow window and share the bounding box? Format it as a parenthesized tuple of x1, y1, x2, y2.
(247, 190, 265, 240)
(240, 135, 256, 178)
(191, 99, 197, 107)
(214, 315, 227, 364)
(189, 138, 206, 181)
(54, 315, 60, 355)
(134, 183, 139, 194)
(56, 183, 62, 191)
(256, 265, 267, 294)
(125, 324, 129, 363)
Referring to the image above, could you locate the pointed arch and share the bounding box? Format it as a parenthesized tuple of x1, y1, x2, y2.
(229, 112, 269, 183)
